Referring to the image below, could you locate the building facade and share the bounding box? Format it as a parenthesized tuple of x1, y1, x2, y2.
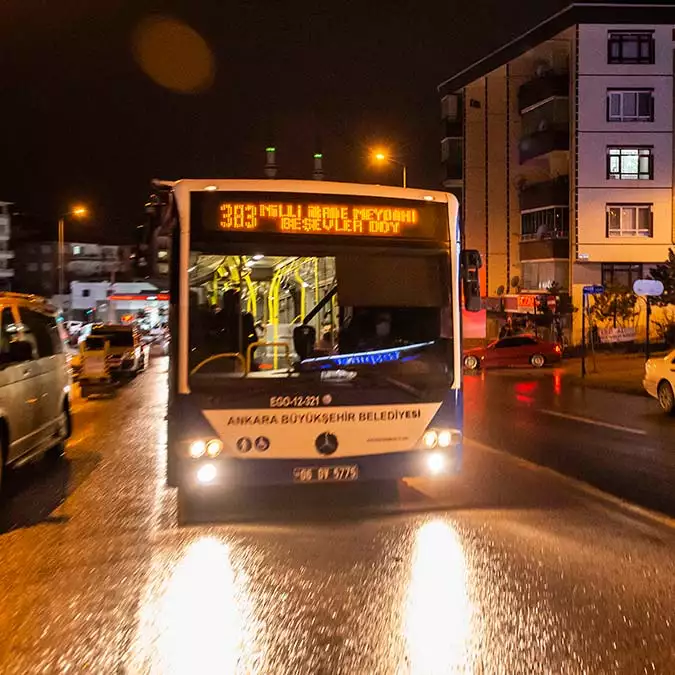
(0, 202, 15, 290)
(13, 241, 133, 297)
(439, 2, 675, 342)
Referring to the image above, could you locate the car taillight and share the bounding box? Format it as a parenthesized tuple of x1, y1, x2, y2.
(554, 345, 562, 354)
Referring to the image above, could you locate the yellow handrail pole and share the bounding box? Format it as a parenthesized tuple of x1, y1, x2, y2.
(273, 274, 282, 369)
(294, 269, 306, 321)
(244, 274, 257, 318)
(190, 352, 246, 376)
(314, 258, 320, 331)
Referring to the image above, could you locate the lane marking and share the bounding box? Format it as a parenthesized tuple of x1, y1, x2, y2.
(465, 437, 675, 531)
(540, 409, 647, 436)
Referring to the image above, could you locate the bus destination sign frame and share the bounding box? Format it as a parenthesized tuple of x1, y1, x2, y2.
(191, 191, 450, 242)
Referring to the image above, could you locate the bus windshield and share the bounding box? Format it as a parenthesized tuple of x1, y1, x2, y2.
(188, 251, 453, 395)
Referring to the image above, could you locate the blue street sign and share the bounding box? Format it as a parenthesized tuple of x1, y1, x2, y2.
(583, 284, 604, 295)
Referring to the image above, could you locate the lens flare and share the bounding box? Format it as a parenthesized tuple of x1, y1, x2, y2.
(132, 16, 215, 93)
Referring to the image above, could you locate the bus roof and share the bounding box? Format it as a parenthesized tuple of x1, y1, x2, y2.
(154, 178, 457, 206)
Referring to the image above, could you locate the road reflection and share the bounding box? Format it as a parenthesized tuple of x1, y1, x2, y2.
(132, 536, 262, 674)
(404, 519, 477, 674)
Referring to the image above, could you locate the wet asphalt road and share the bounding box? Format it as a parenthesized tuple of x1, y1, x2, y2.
(464, 367, 675, 517)
(0, 358, 674, 674)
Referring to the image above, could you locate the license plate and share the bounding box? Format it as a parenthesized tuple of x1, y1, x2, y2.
(293, 465, 359, 483)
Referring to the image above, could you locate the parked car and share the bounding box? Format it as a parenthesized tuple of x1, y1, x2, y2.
(90, 324, 148, 378)
(643, 349, 675, 414)
(463, 334, 562, 371)
(0, 292, 72, 495)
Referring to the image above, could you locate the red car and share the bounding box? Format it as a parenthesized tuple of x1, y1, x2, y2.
(463, 334, 562, 371)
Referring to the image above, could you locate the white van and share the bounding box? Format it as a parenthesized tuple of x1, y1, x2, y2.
(0, 293, 72, 495)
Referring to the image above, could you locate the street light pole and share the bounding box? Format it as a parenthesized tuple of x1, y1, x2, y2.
(58, 216, 65, 302)
(372, 150, 407, 188)
(57, 205, 88, 314)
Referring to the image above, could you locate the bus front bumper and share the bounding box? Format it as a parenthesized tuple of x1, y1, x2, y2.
(176, 447, 462, 490)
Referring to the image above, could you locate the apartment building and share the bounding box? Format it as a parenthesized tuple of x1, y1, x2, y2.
(14, 241, 133, 297)
(0, 202, 15, 290)
(438, 2, 675, 342)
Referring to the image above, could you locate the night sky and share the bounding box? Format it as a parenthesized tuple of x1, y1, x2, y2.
(2, 0, 568, 241)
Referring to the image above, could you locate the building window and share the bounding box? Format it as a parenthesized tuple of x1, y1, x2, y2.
(521, 260, 569, 292)
(42, 262, 52, 271)
(41, 245, 52, 255)
(521, 207, 569, 240)
(608, 31, 655, 64)
(27, 262, 38, 272)
(607, 90, 654, 122)
(601, 263, 643, 288)
(607, 147, 653, 180)
(606, 204, 652, 237)
(82, 289, 90, 298)
(72, 245, 82, 256)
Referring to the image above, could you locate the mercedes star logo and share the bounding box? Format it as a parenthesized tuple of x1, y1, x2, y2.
(315, 432, 338, 456)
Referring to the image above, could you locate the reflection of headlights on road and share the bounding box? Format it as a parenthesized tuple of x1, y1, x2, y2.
(427, 452, 446, 475)
(423, 431, 438, 448)
(206, 439, 223, 458)
(197, 463, 217, 484)
(189, 440, 206, 458)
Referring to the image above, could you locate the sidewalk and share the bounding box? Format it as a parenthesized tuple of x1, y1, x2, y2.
(559, 350, 667, 397)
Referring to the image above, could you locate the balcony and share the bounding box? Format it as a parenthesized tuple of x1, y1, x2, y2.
(518, 72, 569, 113)
(519, 177, 569, 211)
(520, 235, 569, 261)
(519, 128, 569, 164)
(442, 118, 462, 139)
(441, 137, 462, 183)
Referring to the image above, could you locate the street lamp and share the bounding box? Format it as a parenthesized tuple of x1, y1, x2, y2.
(371, 149, 407, 188)
(58, 205, 89, 306)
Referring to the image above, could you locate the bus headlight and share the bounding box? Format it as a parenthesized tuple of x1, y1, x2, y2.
(206, 439, 223, 458)
(422, 430, 438, 448)
(437, 430, 452, 448)
(197, 463, 217, 484)
(189, 440, 206, 458)
(427, 452, 446, 475)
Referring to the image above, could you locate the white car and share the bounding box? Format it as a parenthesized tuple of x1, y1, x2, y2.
(643, 349, 675, 414)
(0, 293, 72, 495)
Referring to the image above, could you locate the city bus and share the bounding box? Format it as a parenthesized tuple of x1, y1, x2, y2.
(143, 179, 481, 515)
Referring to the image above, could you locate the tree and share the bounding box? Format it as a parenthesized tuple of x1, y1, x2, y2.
(589, 285, 637, 328)
(648, 248, 675, 306)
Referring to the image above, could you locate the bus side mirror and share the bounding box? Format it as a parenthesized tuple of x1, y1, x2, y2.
(460, 249, 482, 313)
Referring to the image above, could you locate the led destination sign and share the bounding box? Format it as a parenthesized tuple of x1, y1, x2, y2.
(192, 191, 449, 241)
(220, 202, 419, 236)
